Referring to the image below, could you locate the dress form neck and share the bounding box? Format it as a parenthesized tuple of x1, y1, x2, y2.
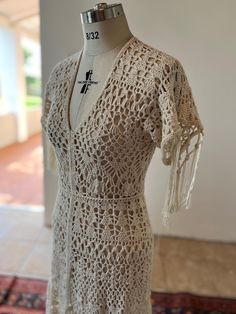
(69, 10, 133, 131)
(81, 14, 133, 56)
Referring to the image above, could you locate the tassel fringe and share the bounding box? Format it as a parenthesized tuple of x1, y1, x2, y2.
(161, 130, 204, 229)
(46, 139, 57, 174)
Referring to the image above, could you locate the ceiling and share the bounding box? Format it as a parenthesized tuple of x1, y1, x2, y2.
(0, 0, 39, 38)
(0, 0, 38, 22)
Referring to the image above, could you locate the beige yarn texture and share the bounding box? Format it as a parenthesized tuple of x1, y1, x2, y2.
(41, 36, 204, 313)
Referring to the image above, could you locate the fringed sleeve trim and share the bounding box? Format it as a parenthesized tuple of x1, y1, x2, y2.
(161, 126, 204, 228)
(41, 78, 58, 175)
(46, 139, 57, 175)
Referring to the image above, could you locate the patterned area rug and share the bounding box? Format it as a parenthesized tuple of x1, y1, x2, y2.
(0, 274, 236, 313)
(0, 275, 46, 313)
(151, 291, 236, 314)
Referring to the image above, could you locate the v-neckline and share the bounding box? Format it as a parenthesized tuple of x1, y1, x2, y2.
(66, 35, 136, 134)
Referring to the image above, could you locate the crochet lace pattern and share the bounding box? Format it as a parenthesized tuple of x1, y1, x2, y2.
(41, 36, 204, 313)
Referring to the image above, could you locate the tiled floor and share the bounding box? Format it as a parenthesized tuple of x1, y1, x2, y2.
(153, 235, 236, 298)
(0, 208, 51, 280)
(0, 207, 236, 299)
(0, 133, 43, 206)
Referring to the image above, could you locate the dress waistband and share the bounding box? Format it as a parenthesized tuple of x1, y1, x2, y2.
(58, 182, 144, 201)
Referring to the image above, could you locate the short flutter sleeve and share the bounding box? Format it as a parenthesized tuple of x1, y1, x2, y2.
(146, 57, 204, 228)
(40, 78, 57, 174)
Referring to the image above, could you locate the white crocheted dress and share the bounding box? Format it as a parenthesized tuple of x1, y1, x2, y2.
(41, 36, 204, 314)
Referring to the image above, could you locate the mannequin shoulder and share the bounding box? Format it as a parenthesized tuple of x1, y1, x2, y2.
(47, 51, 81, 83)
(136, 38, 181, 76)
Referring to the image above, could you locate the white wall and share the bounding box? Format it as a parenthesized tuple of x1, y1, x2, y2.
(0, 27, 18, 113)
(0, 26, 28, 142)
(0, 109, 42, 148)
(40, 0, 236, 241)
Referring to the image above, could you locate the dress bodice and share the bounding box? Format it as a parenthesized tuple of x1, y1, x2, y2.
(41, 36, 204, 227)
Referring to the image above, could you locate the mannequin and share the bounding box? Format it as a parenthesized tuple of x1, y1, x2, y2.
(45, 3, 133, 172)
(69, 3, 133, 131)
(41, 3, 204, 313)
